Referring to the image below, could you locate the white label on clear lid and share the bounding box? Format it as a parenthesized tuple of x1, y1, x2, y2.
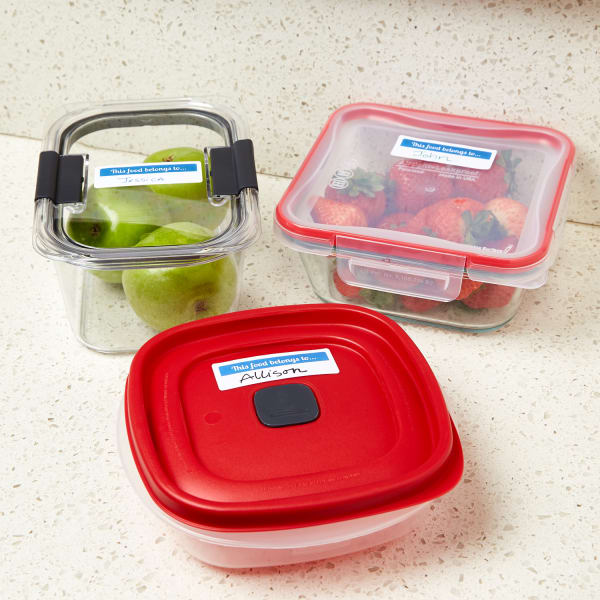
(391, 136, 497, 170)
(94, 161, 203, 188)
(212, 348, 339, 391)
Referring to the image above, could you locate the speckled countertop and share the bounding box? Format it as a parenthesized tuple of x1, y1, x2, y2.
(1, 0, 600, 596)
(1, 132, 598, 599)
(0, 0, 599, 225)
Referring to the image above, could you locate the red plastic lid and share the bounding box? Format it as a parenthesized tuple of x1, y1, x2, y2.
(125, 304, 463, 532)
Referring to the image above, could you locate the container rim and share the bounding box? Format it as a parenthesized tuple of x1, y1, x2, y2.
(33, 97, 261, 269)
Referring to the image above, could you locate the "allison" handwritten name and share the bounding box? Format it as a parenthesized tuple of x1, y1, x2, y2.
(240, 367, 308, 383)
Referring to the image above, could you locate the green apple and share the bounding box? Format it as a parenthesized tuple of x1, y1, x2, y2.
(144, 147, 206, 199)
(160, 193, 229, 231)
(66, 185, 172, 284)
(144, 147, 228, 230)
(67, 185, 172, 247)
(121, 222, 238, 331)
(92, 268, 124, 284)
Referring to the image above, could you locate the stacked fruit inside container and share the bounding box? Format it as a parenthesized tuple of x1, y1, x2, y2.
(66, 147, 237, 331)
(311, 154, 527, 314)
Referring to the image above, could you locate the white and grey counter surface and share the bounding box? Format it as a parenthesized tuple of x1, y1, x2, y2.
(1, 132, 598, 599)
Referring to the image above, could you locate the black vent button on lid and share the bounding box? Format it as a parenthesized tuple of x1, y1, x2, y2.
(253, 384, 320, 428)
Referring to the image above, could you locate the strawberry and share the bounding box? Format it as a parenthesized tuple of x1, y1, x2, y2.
(389, 159, 454, 213)
(452, 162, 508, 201)
(393, 275, 481, 304)
(453, 151, 521, 202)
(311, 196, 368, 227)
(417, 197, 485, 243)
(378, 208, 437, 237)
(377, 212, 415, 232)
(484, 197, 528, 237)
(463, 197, 527, 247)
(325, 168, 386, 224)
(461, 284, 516, 309)
(400, 295, 442, 313)
(359, 288, 398, 310)
(332, 272, 362, 299)
(372, 211, 438, 290)
(456, 277, 483, 300)
(404, 209, 435, 236)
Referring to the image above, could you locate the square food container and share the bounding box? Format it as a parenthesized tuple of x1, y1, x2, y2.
(33, 98, 261, 352)
(119, 304, 463, 568)
(275, 103, 575, 331)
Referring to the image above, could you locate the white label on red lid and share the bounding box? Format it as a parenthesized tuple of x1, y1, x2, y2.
(212, 348, 339, 391)
(391, 136, 497, 170)
(94, 161, 203, 188)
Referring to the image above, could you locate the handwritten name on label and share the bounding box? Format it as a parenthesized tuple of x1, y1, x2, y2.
(212, 349, 339, 391)
(94, 161, 203, 188)
(391, 136, 497, 170)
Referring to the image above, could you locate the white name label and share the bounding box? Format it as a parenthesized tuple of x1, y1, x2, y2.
(94, 161, 203, 188)
(212, 348, 339, 391)
(391, 136, 497, 170)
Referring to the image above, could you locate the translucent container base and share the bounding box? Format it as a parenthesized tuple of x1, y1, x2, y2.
(34, 98, 262, 354)
(55, 254, 243, 353)
(117, 404, 428, 568)
(300, 254, 523, 332)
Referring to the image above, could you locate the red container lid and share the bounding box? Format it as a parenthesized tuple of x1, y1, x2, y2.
(125, 304, 463, 532)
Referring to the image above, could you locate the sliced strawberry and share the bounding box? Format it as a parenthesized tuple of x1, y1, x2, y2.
(400, 295, 442, 313)
(389, 159, 454, 213)
(332, 272, 362, 299)
(311, 196, 368, 227)
(325, 168, 387, 224)
(461, 284, 516, 309)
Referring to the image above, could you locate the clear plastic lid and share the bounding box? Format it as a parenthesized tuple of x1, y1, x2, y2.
(33, 98, 260, 271)
(275, 103, 574, 299)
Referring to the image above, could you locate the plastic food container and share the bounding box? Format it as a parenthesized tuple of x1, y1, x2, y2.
(119, 304, 463, 568)
(275, 103, 575, 331)
(32, 98, 260, 352)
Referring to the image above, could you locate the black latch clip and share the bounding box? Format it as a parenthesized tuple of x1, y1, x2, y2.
(35, 151, 86, 205)
(207, 139, 258, 200)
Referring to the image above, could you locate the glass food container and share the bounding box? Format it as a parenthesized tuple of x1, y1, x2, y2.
(275, 103, 575, 331)
(119, 304, 463, 568)
(33, 98, 260, 352)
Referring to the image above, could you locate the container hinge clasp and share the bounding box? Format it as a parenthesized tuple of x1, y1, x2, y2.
(34, 151, 88, 205)
(206, 139, 258, 203)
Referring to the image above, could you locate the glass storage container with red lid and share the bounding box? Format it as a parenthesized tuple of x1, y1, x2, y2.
(32, 98, 260, 352)
(119, 304, 463, 568)
(275, 103, 575, 331)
